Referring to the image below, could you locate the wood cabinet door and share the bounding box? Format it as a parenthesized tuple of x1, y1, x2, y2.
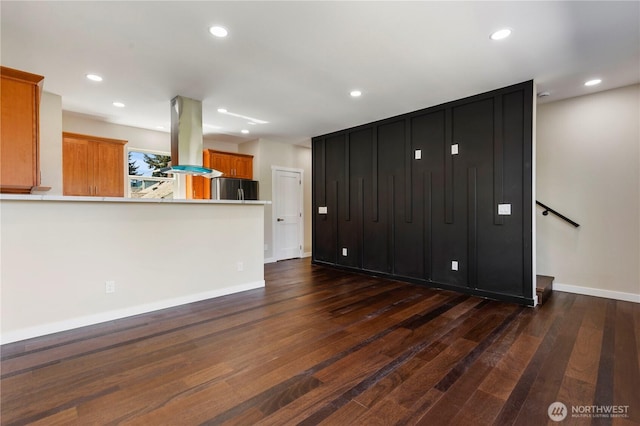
(209, 152, 232, 176)
(94, 141, 124, 197)
(63, 137, 91, 195)
(233, 156, 253, 179)
(0, 74, 38, 191)
(63, 132, 126, 197)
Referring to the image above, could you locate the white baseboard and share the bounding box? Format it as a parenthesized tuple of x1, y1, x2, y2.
(302, 252, 312, 258)
(553, 282, 640, 303)
(264, 257, 277, 264)
(0, 280, 265, 345)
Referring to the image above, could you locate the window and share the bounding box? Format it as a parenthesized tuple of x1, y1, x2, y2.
(127, 148, 175, 199)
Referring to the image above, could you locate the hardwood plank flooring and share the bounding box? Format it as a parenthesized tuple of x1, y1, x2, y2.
(1, 259, 639, 425)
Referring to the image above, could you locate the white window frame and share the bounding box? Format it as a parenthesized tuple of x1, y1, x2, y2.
(127, 147, 175, 198)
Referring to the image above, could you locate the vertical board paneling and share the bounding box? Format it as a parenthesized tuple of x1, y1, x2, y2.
(344, 133, 350, 222)
(467, 167, 478, 289)
(405, 119, 412, 223)
(521, 83, 534, 298)
(312, 81, 534, 305)
(424, 172, 433, 281)
(372, 127, 378, 222)
(494, 95, 505, 225)
(445, 108, 454, 224)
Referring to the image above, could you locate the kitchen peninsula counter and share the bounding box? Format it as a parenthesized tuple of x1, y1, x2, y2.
(0, 194, 270, 204)
(1, 194, 267, 344)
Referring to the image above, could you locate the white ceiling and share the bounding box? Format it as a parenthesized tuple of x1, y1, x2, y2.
(2, 1, 638, 146)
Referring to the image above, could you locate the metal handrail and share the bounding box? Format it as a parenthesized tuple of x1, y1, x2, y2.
(536, 201, 580, 227)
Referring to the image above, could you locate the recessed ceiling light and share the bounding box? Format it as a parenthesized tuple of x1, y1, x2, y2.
(209, 26, 228, 38)
(241, 129, 250, 134)
(112, 101, 125, 108)
(490, 28, 512, 40)
(537, 91, 551, 98)
(217, 108, 228, 113)
(86, 74, 103, 82)
(584, 79, 602, 87)
(350, 90, 362, 97)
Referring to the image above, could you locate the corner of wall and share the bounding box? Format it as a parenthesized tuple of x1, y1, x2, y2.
(38, 91, 63, 195)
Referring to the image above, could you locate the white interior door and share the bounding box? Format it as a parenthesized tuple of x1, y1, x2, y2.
(274, 168, 302, 261)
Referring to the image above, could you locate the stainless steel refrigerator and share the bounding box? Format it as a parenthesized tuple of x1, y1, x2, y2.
(211, 178, 259, 200)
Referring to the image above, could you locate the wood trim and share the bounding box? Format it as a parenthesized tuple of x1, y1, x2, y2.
(205, 149, 253, 159)
(62, 132, 127, 145)
(0, 66, 44, 85)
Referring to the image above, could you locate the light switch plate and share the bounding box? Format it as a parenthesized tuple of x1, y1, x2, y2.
(451, 144, 459, 155)
(414, 149, 422, 160)
(318, 206, 328, 214)
(342, 248, 348, 256)
(498, 204, 512, 215)
(451, 261, 459, 271)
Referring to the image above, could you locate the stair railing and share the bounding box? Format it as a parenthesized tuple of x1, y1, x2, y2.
(536, 200, 580, 227)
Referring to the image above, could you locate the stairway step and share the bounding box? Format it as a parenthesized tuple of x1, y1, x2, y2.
(536, 275, 554, 306)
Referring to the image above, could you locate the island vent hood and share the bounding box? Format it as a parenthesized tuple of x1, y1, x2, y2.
(160, 95, 223, 178)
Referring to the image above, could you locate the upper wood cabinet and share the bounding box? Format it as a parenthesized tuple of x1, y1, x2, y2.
(206, 150, 253, 179)
(0, 66, 44, 194)
(62, 132, 127, 197)
(190, 149, 254, 199)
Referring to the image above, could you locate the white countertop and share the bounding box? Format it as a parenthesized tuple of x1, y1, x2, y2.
(0, 194, 271, 205)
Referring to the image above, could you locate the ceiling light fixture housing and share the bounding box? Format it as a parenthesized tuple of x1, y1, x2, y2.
(209, 26, 228, 38)
(350, 90, 362, 97)
(86, 74, 103, 82)
(584, 79, 602, 86)
(112, 101, 125, 108)
(241, 129, 249, 134)
(490, 28, 512, 40)
(217, 108, 268, 124)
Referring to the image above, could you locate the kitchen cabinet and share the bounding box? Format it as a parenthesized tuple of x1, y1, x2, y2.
(207, 150, 253, 179)
(62, 132, 127, 197)
(0, 66, 44, 193)
(191, 150, 253, 199)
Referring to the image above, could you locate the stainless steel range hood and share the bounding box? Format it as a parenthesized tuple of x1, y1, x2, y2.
(160, 95, 223, 178)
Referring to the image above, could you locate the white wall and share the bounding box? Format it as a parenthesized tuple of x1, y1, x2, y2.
(35, 91, 63, 195)
(0, 199, 265, 343)
(536, 84, 640, 301)
(239, 138, 312, 261)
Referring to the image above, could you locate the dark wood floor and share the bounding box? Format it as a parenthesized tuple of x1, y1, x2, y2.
(1, 259, 639, 425)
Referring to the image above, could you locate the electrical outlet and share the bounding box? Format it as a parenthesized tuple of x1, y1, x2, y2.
(318, 206, 328, 214)
(451, 144, 459, 155)
(342, 248, 348, 256)
(451, 261, 459, 271)
(414, 149, 422, 160)
(237, 261, 244, 272)
(105, 280, 115, 293)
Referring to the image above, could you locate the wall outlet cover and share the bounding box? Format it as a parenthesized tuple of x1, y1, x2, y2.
(451, 144, 459, 155)
(318, 206, 328, 214)
(414, 149, 422, 160)
(451, 261, 459, 271)
(342, 248, 348, 256)
(498, 204, 512, 215)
